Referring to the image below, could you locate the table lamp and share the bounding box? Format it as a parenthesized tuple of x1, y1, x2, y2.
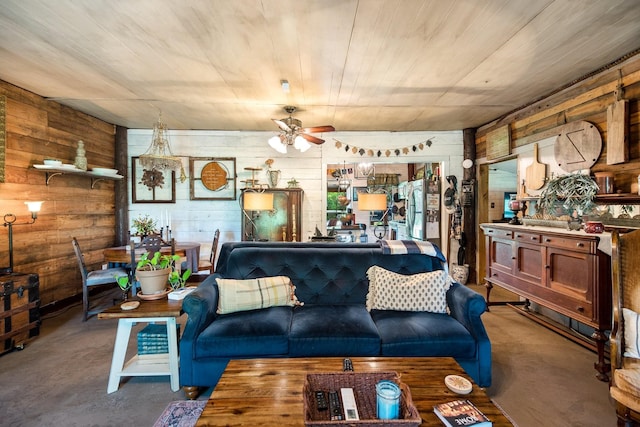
(242, 191, 274, 241)
(2, 201, 43, 274)
(358, 192, 388, 240)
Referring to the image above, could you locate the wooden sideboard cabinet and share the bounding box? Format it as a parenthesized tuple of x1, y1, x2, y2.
(480, 223, 612, 380)
(241, 188, 303, 242)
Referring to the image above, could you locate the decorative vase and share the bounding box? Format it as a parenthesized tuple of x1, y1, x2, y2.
(450, 263, 469, 285)
(136, 268, 170, 295)
(74, 140, 88, 171)
(267, 170, 281, 188)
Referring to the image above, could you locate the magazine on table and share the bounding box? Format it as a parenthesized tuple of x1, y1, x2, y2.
(434, 399, 492, 427)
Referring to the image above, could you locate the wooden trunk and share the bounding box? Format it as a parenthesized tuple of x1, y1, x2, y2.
(0, 272, 40, 354)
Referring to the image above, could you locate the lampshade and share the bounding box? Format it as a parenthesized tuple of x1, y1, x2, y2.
(24, 201, 43, 213)
(268, 135, 287, 153)
(243, 192, 274, 211)
(358, 193, 387, 211)
(293, 135, 311, 152)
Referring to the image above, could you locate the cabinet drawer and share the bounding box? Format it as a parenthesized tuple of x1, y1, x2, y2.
(513, 231, 540, 244)
(484, 228, 513, 239)
(540, 235, 595, 253)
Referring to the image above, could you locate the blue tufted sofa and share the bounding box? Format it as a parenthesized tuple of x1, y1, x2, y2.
(180, 242, 491, 398)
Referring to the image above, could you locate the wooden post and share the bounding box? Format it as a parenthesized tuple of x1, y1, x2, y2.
(115, 125, 129, 246)
(463, 128, 476, 285)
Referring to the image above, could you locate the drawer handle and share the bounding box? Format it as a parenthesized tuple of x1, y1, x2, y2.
(516, 234, 522, 238)
(512, 256, 516, 260)
(545, 238, 551, 242)
(531, 236, 537, 240)
(545, 265, 550, 269)
(577, 306, 585, 312)
(576, 243, 584, 247)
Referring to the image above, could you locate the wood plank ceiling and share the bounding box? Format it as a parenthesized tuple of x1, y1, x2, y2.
(0, 0, 639, 132)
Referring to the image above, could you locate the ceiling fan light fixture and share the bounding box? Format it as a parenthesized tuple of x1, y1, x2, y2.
(294, 135, 311, 152)
(268, 105, 334, 153)
(268, 135, 287, 153)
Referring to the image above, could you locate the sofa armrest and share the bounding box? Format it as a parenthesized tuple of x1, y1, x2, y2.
(182, 274, 220, 338)
(446, 282, 487, 334)
(446, 282, 492, 386)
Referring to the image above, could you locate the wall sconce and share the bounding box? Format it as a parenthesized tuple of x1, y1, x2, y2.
(242, 192, 274, 241)
(2, 201, 43, 274)
(357, 192, 389, 240)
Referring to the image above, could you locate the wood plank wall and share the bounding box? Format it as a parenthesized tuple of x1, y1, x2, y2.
(476, 54, 640, 190)
(0, 81, 117, 307)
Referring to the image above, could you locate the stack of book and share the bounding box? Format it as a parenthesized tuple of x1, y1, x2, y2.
(137, 323, 180, 355)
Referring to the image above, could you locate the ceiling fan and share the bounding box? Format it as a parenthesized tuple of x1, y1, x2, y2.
(269, 106, 335, 153)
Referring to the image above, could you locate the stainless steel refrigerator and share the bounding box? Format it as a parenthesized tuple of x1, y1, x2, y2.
(405, 177, 440, 246)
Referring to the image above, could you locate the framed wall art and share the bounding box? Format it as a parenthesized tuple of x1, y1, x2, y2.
(131, 156, 176, 203)
(189, 157, 236, 200)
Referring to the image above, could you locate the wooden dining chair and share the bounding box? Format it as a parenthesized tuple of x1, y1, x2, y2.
(610, 229, 640, 425)
(72, 237, 128, 321)
(192, 229, 220, 274)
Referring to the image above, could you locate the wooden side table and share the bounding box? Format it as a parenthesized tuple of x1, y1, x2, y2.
(98, 298, 183, 393)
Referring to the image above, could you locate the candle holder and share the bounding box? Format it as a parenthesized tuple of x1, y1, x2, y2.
(508, 196, 527, 225)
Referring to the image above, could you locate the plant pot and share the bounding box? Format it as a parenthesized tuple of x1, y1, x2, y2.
(136, 267, 170, 295)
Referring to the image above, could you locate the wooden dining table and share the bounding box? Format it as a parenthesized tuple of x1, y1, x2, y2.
(103, 242, 201, 272)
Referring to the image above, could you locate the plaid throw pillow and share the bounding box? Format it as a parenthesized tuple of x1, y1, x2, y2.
(216, 276, 302, 314)
(366, 266, 451, 313)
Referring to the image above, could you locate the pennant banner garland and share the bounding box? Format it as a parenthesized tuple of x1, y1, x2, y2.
(333, 138, 434, 157)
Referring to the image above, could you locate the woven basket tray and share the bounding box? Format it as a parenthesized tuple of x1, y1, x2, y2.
(303, 372, 421, 427)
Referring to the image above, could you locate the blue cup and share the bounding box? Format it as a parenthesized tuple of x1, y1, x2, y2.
(376, 380, 401, 419)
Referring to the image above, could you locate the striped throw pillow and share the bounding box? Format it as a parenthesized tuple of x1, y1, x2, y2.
(216, 276, 302, 314)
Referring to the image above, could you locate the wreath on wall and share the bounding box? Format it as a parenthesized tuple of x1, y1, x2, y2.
(140, 168, 165, 190)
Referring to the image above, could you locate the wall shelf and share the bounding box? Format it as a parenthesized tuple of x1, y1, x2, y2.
(32, 166, 123, 188)
(594, 194, 640, 204)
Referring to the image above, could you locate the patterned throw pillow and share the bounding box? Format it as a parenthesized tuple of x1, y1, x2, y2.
(365, 266, 451, 313)
(216, 276, 303, 314)
(623, 308, 640, 359)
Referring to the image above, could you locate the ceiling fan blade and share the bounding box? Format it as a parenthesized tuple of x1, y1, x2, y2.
(300, 133, 325, 144)
(272, 118, 292, 132)
(302, 125, 335, 133)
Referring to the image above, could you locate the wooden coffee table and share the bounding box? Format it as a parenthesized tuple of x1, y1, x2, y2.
(196, 357, 513, 426)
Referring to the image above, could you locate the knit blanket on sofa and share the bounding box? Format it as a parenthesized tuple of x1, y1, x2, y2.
(379, 239, 445, 262)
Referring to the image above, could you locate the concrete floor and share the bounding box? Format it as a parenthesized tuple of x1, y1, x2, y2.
(0, 286, 617, 427)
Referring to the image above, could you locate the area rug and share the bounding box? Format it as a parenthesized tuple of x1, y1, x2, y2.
(153, 400, 206, 427)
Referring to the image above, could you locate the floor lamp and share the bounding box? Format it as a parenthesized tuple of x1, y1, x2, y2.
(242, 191, 274, 241)
(2, 201, 44, 274)
(358, 192, 389, 241)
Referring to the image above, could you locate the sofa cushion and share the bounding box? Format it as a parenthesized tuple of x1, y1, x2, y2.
(216, 276, 301, 314)
(289, 305, 380, 356)
(195, 306, 292, 358)
(371, 310, 476, 358)
(366, 266, 451, 313)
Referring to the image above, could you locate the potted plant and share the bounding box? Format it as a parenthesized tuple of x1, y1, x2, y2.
(135, 251, 178, 295)
(169, 268, 192, 290)
(132, 214, 157, 237)
(537, 173, 599, 222)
